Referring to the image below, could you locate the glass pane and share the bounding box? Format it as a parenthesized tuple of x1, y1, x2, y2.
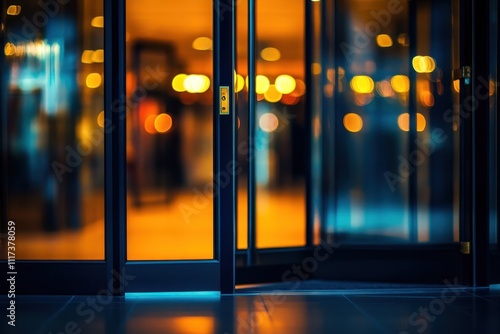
(255, 0, 306, 248)
(236, 0, 249, 250)
(1, 1, 104, 259)
(236, 0, 306, 250)
(126, 1, 213, 260)
(311, 0, 324, 245)
(321, 0, 458, 243)
(415, 0, 458, 243)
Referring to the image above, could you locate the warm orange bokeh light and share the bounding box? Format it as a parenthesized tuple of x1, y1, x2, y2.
(7, 5, 22, 16)
(343, 113, 363, 132)
(291, 79, 306, 97)
(261, 47, 281, 61)
(91, 16, 104, 28)
(416, 113, 427, 132)
(264, 84, 282, 103)
(154, 113, 173, 133)
(97, 111, 105, 128)
(412, 56, 436, 73)
(144, 114, 157, 134)
(391, 75, 410, 93)
(376, 34, 393, 47)
(398, 113, 426, 132)
(420, 91, 435, 107)
(281, 94, 300, 105)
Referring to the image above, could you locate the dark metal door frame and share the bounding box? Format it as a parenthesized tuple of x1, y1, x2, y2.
(123, 0, 236, 294)
(0, 0, 237, 295)
(235, 0, 499, 288)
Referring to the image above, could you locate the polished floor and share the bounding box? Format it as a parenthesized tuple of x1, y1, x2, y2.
(1, 285, 499, 334)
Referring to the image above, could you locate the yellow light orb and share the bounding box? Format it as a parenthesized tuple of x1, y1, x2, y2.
(86, 73, 102, 88)
(256, 75, 270, 94)
(184, 74, 210, 93)
(91, 16, 104, 28)
(235, 74, 245, 93)
(261, 47, 281, 61)
(81, 50, 94, 64)
(172, 74, 188, 92)
(91, 49, 104, 63)
(413, 56, 436, 73)
(275, 74, 296, 94)
(192, 37, 212, 51)
(350, 75, 374, 94)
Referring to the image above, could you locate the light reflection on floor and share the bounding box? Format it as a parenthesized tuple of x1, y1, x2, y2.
(5, 189, 306, 260)
(7, 289, 500, 334)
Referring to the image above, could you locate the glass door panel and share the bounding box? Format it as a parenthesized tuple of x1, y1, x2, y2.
(254, 0, 306, 249)
(126, 0, 214, 260)
(236, 0, 471, 286)
(1, 0, 105, 260)
(237, 0, 307, 253)
(321, 0, 459, 244)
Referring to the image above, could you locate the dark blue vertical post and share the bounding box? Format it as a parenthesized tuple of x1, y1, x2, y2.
(472, 0, 490, 287)
(305, 0, 314, 247)
(214, 0, 236, 294)
(408, 0, 418, 243)
(460, 0, 474, 286)
(247, 0, 257, 266)
(104, 0, 126, 295)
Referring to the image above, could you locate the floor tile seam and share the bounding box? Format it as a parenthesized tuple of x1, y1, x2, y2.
(34, 295, 76, 334)
(342, 295, 391, 334)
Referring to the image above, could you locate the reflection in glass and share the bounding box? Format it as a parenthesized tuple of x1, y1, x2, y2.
(1, 1, 104, 259)
(319, 0, 458, 243)
(236, 0, 306, 250)
(253, 0, 306, 249)
(126, 0, 213, 260)
(236, 0, 249, 249)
